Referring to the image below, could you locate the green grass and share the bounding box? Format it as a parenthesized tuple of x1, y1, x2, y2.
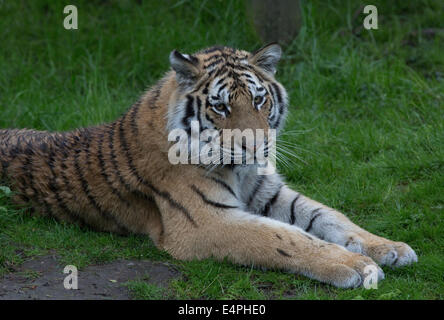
(125, 279, 168, 300)
(0, 0, 443, 299)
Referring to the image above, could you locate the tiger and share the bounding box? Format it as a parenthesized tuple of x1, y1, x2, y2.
(0, 44, 417, 288)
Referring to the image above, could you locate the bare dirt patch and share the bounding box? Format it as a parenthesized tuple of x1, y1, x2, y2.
(0, 254, 180, 300)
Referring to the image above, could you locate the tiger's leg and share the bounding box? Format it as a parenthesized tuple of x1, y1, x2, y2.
(150, 177, 384, 288)
(248, 174, 418, 268)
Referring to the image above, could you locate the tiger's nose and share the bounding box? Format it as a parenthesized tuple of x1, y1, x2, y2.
(242, 137, 267, 151)
(241, 141, 256, 152)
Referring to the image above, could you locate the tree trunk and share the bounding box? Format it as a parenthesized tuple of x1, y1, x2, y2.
(246, 0, 302, 45)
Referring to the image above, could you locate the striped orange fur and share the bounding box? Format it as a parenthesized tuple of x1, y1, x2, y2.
(0, 44, 417, 288)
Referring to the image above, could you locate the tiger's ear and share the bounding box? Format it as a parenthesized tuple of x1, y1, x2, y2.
(169, 50, 200, 86)
(249, 43, 282, 74)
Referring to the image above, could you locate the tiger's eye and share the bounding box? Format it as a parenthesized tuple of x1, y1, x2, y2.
(254, 96, 263, 105)
(215, 104, 227, 111)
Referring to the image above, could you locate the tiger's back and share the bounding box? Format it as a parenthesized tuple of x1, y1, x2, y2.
(0, 44, 287, 240)
(0, 123, 164, 238)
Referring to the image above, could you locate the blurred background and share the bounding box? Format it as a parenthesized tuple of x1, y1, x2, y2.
(0, 0, 443, 299)
(1, 0, 442, 130)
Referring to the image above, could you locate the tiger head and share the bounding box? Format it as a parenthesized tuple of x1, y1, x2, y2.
(166, 44, 288, 165)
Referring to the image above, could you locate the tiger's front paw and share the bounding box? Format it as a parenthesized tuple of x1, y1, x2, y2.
(320, 250, 384, 288)
(366, 241, 418, 268)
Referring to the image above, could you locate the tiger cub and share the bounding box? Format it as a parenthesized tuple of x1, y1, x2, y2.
(0, 44, 417, 288)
